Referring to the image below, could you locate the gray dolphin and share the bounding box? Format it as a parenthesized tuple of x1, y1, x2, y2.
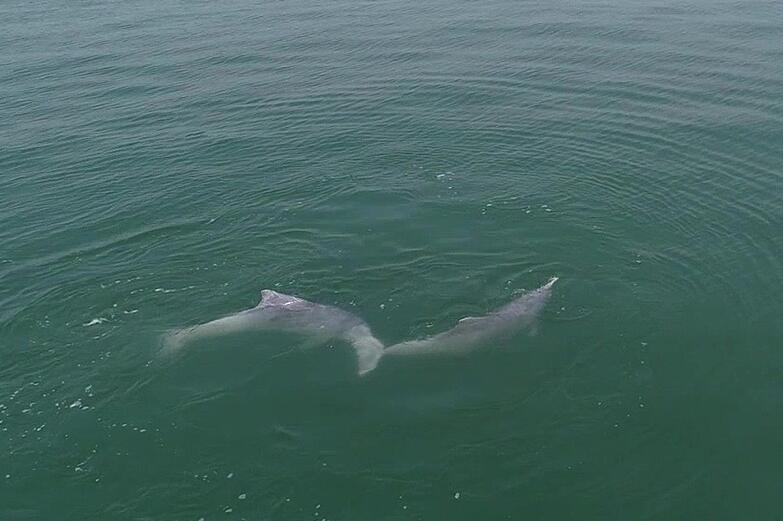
(382, 277, 558, 358)
(161, 290, 384, 375)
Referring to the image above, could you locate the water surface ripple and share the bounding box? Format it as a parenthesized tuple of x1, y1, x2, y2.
(1, 0, 782, 519)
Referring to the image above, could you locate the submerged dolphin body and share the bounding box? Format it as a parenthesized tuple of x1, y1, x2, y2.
(161, 290, 384, 375)
(382, 277, 559, 358)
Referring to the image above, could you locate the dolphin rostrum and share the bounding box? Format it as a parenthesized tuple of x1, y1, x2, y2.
(161, 289, 384, 375)
(382, 277, 558, 358)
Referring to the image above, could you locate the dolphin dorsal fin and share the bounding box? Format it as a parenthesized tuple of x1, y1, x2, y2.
(258, 289, 302, 307)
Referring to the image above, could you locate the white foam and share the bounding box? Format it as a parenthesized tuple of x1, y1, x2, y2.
(83, 318, 107, 327)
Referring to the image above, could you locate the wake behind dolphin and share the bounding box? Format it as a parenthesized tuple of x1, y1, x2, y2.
(161, 289, 384, 375)
(382, 277, 558, 358)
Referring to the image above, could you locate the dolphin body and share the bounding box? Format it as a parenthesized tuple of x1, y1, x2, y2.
(382, 277, 558, 358)
(161, 290, 384, 375)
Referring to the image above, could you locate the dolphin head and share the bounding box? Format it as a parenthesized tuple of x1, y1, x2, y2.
(499, 276, 559, 323)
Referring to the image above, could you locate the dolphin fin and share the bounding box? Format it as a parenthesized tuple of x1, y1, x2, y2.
(258, 289, 302, 307)
(528, 320, 540, 337)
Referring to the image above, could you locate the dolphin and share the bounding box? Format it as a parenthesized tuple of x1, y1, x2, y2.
(382, 277, 558, 358)
(160, 289, 384, 375)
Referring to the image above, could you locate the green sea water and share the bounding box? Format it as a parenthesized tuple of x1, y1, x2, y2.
(2, 0, 782, 519)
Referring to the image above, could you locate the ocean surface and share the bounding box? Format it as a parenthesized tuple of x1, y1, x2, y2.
(2, 0, 782, 519)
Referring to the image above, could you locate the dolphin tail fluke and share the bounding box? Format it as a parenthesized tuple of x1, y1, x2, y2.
(347, 326, 384, 376)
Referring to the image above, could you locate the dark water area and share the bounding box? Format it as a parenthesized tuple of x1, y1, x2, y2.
(1, 0, 782, 519)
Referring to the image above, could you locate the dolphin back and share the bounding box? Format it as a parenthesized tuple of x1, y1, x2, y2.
(380, 276, 559, 359)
